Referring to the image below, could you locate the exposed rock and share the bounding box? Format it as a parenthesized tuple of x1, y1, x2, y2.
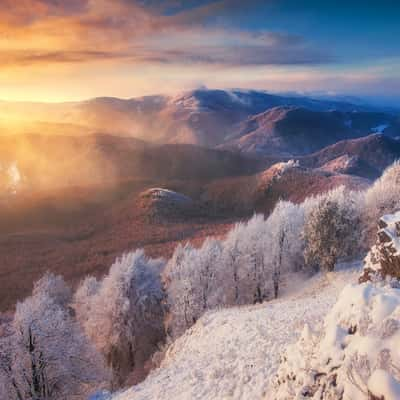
(360, 211, 400, 282)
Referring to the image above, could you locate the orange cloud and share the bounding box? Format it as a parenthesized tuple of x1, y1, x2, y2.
(0, 0, 88, 25)
(0, 0, 339, 102)
(0, 0, 160, 64)
(0, 0, 330, 69)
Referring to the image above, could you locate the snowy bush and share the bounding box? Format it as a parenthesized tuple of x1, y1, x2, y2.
(303, 187, 362, 272)
(273, 282, 400, 400)
(0, 275, 109, 400)
(74, 249, 166, 384)
(364, 161, 400, 246)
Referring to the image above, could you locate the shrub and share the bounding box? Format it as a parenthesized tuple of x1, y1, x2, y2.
(303, 187, 362, 272)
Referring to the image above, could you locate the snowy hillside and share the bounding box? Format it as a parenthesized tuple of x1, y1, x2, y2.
(110, 263, 361, 400)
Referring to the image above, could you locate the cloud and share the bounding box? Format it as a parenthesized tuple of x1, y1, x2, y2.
(137, 30, 332, 66)
(162, 0, 272, 26)
(0, 50, 132, 66)
(0, 0, 332, 69)
(133, 27, 332, 66)
(0, 0, 89, 25)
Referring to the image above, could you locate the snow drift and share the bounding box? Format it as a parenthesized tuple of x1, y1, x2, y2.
(274, 282, 400, 400)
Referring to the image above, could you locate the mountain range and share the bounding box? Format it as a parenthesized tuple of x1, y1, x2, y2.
(1, 89, 398, 150)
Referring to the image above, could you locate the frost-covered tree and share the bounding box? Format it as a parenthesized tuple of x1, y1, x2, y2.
(264, 201, 305, 298)
(218, 223, 244, 305)
(32, 272, 72, 306)
(74, 250, 165, 384)
(165, 239, 223, 338)
(304, 198, 343, 272)
(329, 186, 363, 259)
(192, 239, 223, 312)
(0, 274, 108, 400)
(73, 276, 100, 327)
(303, 187, 361, 272)
(363, 161, 400, 245)
(164, 243, 193, 338)
(219, 215, 270, 306)
(237, 214, 272, 303)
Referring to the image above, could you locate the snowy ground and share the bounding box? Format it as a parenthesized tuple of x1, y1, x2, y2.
(112, 262, 361, 400)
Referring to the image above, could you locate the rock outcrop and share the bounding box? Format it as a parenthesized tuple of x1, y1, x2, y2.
(360, 211, 400, 282)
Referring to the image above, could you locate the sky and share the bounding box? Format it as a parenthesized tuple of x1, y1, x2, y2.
(1, 0, 399, 103)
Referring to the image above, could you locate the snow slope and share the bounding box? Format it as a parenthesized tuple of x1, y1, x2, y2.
(111, 262, 361, 400)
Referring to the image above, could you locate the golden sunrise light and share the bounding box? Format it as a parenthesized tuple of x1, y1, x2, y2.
(1, 3, 400, 400)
